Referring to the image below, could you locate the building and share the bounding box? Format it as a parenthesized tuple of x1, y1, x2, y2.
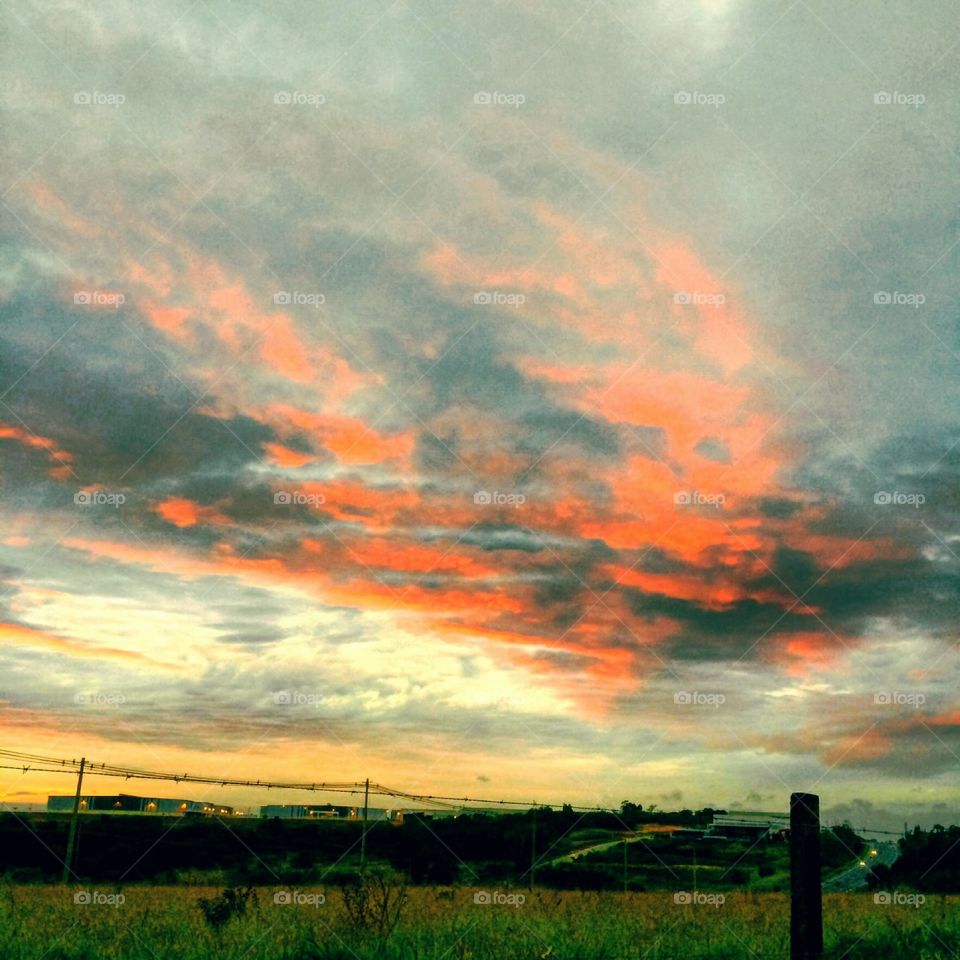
(259, 803, 395, 821)
(260, 803, 345, 819)
(708, 812, 789, 840)
(667, 828, 707, 839)
(401, 809, 459, 823)
(47, 794, 233, 815)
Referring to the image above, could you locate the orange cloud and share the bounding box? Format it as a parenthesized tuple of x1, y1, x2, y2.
(27, 181, 99, 238)
(143, 302, 191, 341)
(0, 621, 177, 670)
(150, 497, 232, 529)
(0, 421, 73, 479)
(768, 631, 854, 677)
(655, 243, 753, 375)
(259, 314, 313, 383)
(264, 404, 415, 466)
(605, 563, 794, 612)
(302, 533, 499, 579)
(129, 254, 366, 399)
(263, 442, 314, 468)
(822, 728, 895, 766)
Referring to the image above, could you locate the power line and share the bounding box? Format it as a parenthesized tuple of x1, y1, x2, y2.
(0, 749, 908, 831)
(0, 749, 612, 812)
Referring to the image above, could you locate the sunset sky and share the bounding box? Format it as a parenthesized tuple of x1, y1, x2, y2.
(1, 0, 958, 827)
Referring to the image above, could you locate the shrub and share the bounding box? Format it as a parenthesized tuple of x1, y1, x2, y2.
(197, 886, 257, 932)
(340, 868, 408, 940)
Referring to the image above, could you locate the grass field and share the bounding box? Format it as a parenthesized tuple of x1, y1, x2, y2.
(0, 886, 957, 959)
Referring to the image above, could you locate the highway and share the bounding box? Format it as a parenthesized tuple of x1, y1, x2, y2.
(822, 840, 898, 892)
(550, 833, 900, 891)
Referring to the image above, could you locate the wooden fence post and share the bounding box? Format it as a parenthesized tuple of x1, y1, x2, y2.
(790, 792, 823, 960)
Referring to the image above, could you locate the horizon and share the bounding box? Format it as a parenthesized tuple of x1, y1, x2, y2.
(2, 0, 959, 836)
(2, 756, 955, 835)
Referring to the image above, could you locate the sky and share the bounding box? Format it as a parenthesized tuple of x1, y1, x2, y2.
(0, 0, 958, 827)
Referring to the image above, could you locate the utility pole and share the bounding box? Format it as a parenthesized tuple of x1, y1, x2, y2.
(62, 757, 86, 884)
(360, 778, 370, 869)
(623, 837, 628, 893)
(529, 807, 537, 891)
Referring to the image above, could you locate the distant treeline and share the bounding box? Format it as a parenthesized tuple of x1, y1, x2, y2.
(868, 825, 960, 893)
(8, 809, 953, 892)
(0, 806, 715, 886)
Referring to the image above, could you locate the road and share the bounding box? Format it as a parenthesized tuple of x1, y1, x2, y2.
(551, 833, 651, 864)
(822, 841, 898, 892)
(551, 834, 899, 891)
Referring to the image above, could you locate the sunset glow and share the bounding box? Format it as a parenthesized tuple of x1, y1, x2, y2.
(1, 0, 958, 831)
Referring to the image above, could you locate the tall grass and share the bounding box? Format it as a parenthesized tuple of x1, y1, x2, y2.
(0, 885, 956, 959)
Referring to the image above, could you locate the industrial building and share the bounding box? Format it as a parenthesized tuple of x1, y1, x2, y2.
(44, 794, 475, 822)
(47, 794, 233, 815)
(401, 809, 459, 822)
(708, 812, 789, 839)
(259, 803, 395, 821)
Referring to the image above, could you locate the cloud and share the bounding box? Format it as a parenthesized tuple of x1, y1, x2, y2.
(0, 0, 958, 812)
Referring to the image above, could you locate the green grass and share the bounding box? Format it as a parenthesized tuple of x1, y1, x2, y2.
(0, 886, 957, 959)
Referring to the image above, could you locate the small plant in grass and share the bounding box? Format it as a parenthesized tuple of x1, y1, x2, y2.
(341, 868, 408, 941)
(197, 885, 257, 932)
